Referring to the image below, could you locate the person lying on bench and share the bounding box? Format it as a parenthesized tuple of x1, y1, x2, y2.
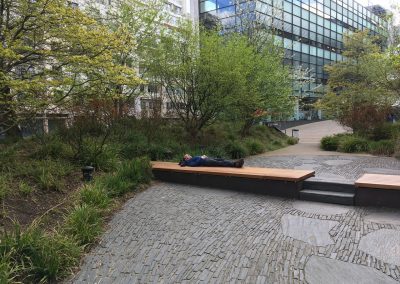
(179, 154, 244, 168)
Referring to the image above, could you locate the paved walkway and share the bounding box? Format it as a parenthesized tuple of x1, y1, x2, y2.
(71, 120, 400, 283)
(72, 183, 400, 283)
(269, 120, 362, 156)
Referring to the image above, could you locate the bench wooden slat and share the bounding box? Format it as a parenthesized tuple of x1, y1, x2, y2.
(355, 174, 400, 191)
(151, 161, 315, 182)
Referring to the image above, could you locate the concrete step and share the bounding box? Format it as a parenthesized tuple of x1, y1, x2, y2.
(303, 180, 355, 193)
(299, 189, 355, 206)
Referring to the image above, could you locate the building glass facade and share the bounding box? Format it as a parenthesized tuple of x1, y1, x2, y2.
(200, 0, 387, 119)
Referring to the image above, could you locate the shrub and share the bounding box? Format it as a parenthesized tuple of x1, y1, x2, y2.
(17, 159, 72, 191)
(99, 174, 134, 198)
(224, 141, 248, 159)
(244, 139, 265, 155)
(207, 146, 227, 158)
(0, 175, 10, 200)
(37, 169, 64, 191)
(0, 252, 19, 284)
(369, 140, 395, 156)
(0, 146, 17, 172)
(65, 204, 102, 246)
(100, 157, 152, 197)
(78, 139, 119, 172)
(147, 144, 175, 161)
(120, 141, 149, 159)
(338, 136, 370, 153)
(320, 135, 341, 151)
(19, 181, 33, 196)
(79, 183, 110, 209)
(117, 157, 152, 185)
(287, 137, 299, 145)
(33, 137, 73, 160)
(0, 225, 81, 282)
(249, 125, 269, 139)
(369, 123, 396, 141)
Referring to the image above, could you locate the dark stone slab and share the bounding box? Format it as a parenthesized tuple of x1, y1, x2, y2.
(153, 170, 302, 198)
(355, 187, 400, 209)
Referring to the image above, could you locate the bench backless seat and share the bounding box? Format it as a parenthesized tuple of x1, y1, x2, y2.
(355, 174, 400, 208)
(151, 161, 315, 198)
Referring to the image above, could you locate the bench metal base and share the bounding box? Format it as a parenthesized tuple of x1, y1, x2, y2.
(355, 188, 400, 208)
(153, 170, 303, 198)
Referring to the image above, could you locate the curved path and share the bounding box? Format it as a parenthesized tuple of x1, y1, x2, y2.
(71, 121, 400, 283)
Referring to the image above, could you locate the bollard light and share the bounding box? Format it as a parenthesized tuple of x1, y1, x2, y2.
(82, 166, 95, 182)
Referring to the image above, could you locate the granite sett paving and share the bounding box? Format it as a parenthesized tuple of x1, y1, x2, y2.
(71, 120, 400, 283)
(71, 182, 400, 283)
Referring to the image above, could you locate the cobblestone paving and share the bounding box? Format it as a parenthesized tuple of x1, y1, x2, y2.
(72, 183, 400, 283)
(246, 155, 400, 182)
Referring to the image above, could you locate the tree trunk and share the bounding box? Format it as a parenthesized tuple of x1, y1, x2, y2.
(0, 86, 22, 139)
(241, 117, 254, 137)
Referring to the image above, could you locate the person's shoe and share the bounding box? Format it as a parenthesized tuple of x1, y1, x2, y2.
(234, 158, 244, 168)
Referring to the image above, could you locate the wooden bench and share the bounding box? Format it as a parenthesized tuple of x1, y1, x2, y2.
(355, 174, 400, 208)
(151, 162, 315, 198)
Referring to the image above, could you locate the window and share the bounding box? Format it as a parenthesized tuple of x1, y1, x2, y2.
(293, 15, 301, 26)
(293, 5, 301, 16)
(217, 0, 233, 8)
(284, 1, 292, 12)
(200, 0, 216, 12)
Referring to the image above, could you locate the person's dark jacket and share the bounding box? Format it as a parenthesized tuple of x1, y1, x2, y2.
(179, 156, 204, 167)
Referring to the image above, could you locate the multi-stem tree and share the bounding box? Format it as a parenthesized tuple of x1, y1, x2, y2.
(318, 31, 397, 135)
(0, 0, 140, 137)
(85, 0, 169, 118)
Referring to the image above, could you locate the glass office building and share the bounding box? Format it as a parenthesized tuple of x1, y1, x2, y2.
(199, 0, 387, 119)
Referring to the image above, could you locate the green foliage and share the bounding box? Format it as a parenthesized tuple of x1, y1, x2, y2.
(18, 181, 33, 197)
(33, 137, 74, 160)
(320, 134, 349, 151)
(79, 183, 110, 209)
(244, 139, 265, 155)
(0, 225, 81, 282)
(0, 252, 19, 284)
(147, 144, 175, 161)
(100, 157, 152, 197)
(146, 24, 293, 139)
(0, 0, 141, 135)
(79, 139, 119, 172)
(65, 204, 102, 246)
(0, 174, 10, 200)
(17, 159, 72, 191)
(207, 146, 227, 159)
(99, 174, 134, 198)
(321, 124, 399, 157)
(225, 141, 249, 159)
(369, 140, 395, 156)
(118, 157, 152, 184)
(318, 31, 397, 135)
(287, 137, 299, 145)
(0, 146, 17, 173)
(337, 136, 370, 153)
(370, 123, 399, 141)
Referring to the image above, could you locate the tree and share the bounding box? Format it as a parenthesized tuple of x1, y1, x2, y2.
(232, 41, 293, 136)
(227, 1, 294, 134)
(85, 0, 167, 117)
(146, 23, 253, 139)
(318, 31, 397, 135)
(0, 0, 140, 137)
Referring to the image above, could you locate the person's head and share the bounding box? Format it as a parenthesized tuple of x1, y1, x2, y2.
(183, 154, 192, 160)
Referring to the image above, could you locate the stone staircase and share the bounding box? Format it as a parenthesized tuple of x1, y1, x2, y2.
(299, 180, 355, 205)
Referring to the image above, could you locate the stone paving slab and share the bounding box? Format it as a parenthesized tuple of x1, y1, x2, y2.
(71, 183, 400, 283)
(305, 255, 399, 284)
(246, 155, 400, 182)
